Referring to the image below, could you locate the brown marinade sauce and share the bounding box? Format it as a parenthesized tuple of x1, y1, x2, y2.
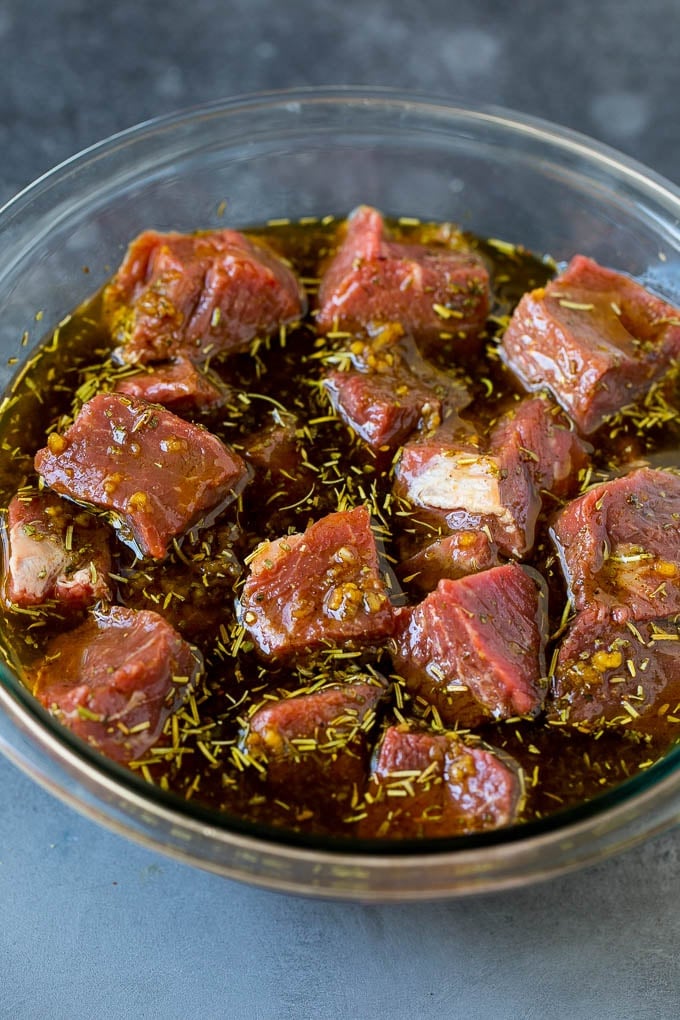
(1, 217, 679, 838)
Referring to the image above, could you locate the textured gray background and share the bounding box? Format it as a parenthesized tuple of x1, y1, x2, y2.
(3, 0, 679, 203)
(1, 1, 680, 1017)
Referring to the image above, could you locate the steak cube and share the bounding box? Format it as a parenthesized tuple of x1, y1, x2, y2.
(242, 411, 301, 479)
(489, 396, 590, 500)
(398, 530, 500, 594)
(3, 491, 111, 611)
(316, 206, 489, 352)
(392, 564, 548, 727)
(244, 681, 385, 817)
(358, 726, 523, 839)
(394, 396, 590, 561)
(323, 327, 469, 454)
(34, 392, 250, 560)
(394, 431, 537, 558)
(239, 505, 395, 658)
(241, 413, 317, 512)
(551, 467, 680, 622)
(501, 255, 680, 434)
(324, 368, 442, 453)
(549, 608, 680, 739)
(103, 228, 307, 365)
(30, 606, 202, 764)
(114, 357, 226, 413)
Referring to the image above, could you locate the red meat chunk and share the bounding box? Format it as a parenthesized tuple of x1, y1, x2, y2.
(103, 229, 307, 365)
(34, 392, 250, 560)
(244, 681, 385, 816)
(239, 505, 395, 658)
(394, 397, 591, 560)
(322, 331, 469, 455)
(241, 412, 316, 510)
(551, 468, 680, 622)
(489, 396, 590, 500)
(114, 357, 226, 413)
(549, 609, 680, 739)
(241, 411, 301, 478)
(30, 606, 202, 764)
(398, 530, 500, 594)
(316, 206, 489, 352)
(358, 726, 523, 839)
(501, 256, 680, 434)
(392, 564, 548, 727)
(324, 368, 442, 453)
(3, 491, 111, 611)
(394, 429, 536, 558)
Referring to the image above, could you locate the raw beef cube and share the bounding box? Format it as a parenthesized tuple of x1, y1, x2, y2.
(316, 206, 489, 352)
(244, 681, 385, 816)
(549, 608, 680, 739)
(114, 357, 226, 413)
(3, 491, 111, 611)
(394, 396, 590, 561)
(501, 255, 680, 434)
(323, 326, 470, 454)
(489, 396, 590, 499)
(358, 726, 523, 839)
(103, 228, 307, 365)
(34, 392, 250, 560)
(242, 411, 301, 478)
(239, 505, 395, 658)
(551, 467, 680, 622)
(324, 368, 442, 453)
(394, 430, 537, 558)
(398, 530, 500, 594)
(30, 606, 202, 764)
(241, 411, 315, 509)
(392, 564, 547, 727)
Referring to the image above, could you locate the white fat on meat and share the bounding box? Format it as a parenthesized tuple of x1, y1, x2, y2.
(402, 452, 510, 521)
(7, 526, 70, 603)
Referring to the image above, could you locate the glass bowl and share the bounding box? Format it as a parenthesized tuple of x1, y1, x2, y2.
(0, 87, 679, 901)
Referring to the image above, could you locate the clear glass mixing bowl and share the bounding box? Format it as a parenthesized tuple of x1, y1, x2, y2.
(0, 88, 679, 900)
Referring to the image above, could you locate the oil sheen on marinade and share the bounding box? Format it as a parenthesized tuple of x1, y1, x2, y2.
(0, 217, 678, 838)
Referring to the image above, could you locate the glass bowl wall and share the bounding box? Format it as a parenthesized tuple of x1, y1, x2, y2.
(0, 89, 679, 900)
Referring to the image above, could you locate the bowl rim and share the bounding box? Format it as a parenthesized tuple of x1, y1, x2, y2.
(1, 86, 680, 893)
(3, 86, 679, 221)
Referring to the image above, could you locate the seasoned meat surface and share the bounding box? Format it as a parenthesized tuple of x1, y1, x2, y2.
(394, 425, 537, 558)
(30, 606, 202, 764)
(394, 396, 590, 562)
(322, 327, 470, 454)
(398, 530, 501, 594)
(551, 467, 680, 622)
(104, 228, 307, 365)
(488, 395, 590, 500)
(501, 255, 680, 434)
(358, 726, 523, 839)
(239, 506, 395, 659)
(244, 681, 385, 821)
(549, 609, 680, 740)
(114, 357, 226, 413)
(34, 392, 250, 560)
(3, 491, 111, 611)
(317, 206, 490, 353)
(392, 564, 548, 727)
